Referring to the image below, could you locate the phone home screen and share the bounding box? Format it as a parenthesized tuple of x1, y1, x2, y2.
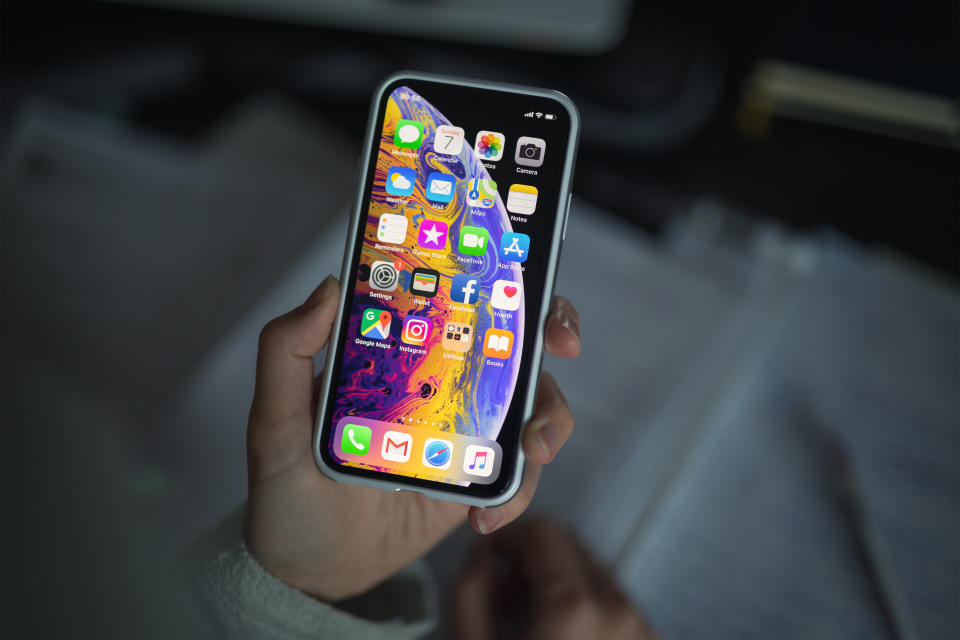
(320, 78, 573, 498)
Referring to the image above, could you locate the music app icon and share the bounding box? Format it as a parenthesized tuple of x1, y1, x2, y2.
(463, 444, 496, 478)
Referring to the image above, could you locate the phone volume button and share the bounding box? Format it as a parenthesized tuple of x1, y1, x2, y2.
(562, 193, 572, 240)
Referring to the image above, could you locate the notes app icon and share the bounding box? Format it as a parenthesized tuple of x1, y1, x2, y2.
(463, 444, 495, 478)
(506, 184, 538, 215)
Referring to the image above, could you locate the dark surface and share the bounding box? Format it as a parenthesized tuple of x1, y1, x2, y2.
(3, 0, 958, 275)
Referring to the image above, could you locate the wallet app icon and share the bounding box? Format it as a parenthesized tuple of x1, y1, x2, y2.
(381, 431, 413, 463)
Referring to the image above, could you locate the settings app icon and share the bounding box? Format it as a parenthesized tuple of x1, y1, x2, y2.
(369, 260, 400, 292)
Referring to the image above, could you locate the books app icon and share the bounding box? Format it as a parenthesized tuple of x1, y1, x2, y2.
(483, 328, 514, 359)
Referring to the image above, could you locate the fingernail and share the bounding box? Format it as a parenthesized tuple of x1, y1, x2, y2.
(477, 507, 503, 535)
(535, 423, 560, 459)
(559, 308, 580, 345)
(317, 275, 336, 299)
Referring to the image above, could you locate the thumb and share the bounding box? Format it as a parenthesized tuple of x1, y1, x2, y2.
(248, 276, 339, 473)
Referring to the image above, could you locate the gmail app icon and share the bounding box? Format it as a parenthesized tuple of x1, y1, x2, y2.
(381, 431, 414, 463)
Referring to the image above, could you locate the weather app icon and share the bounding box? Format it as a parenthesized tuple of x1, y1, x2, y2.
(499, 232, 530, 263)
(385, 166, 416, 197)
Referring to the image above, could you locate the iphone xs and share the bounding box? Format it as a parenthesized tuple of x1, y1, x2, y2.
(313, 72, 579, 506)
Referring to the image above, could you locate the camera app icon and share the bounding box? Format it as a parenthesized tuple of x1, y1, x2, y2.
(515, 136, 546, 168)
(402, 316, 431, 345)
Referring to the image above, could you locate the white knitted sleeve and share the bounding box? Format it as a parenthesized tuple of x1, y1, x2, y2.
(188, 507, 438, 640)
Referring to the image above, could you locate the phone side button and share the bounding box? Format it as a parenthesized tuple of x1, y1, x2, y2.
(562, 193, 572, 240)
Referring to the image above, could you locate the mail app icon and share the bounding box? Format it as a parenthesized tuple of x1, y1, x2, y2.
(426, 172, 456, 203)
(381, 431, 414, 463)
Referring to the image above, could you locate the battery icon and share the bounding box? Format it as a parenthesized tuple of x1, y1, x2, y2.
(544, 113, 556, 120)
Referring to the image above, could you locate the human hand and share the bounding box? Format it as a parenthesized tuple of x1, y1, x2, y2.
(454, 518, 658, 640)
(244, 276, 581, 601)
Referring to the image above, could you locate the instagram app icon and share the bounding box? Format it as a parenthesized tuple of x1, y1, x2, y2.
(401, 317, 431, 345)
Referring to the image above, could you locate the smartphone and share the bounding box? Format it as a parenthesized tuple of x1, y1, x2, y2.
(313, 72, 579, 506)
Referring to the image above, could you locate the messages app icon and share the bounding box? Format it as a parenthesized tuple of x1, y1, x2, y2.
(394, 120, 424, 149)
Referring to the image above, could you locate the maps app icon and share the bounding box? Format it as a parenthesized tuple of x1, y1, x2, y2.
(360, 308, 391, 339)
(466, 178, 497, 208)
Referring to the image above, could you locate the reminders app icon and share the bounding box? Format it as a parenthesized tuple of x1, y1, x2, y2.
(381, 431, 413, 463)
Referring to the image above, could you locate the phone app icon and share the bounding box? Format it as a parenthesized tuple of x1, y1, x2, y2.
(402, 316, 431, 345)
(381, 430, 413, 463)
(360, 308, 392, 339)
(506, 184, 538, 215)
(474, 131, 506, 161)
(466, 178, 497, 208)
(386, 166, 416, 196)
(459, 226, 490, 256)
(418, 219, 448, 249)
(483, 328, 514, 358)
(409, 268, 439, 297)
(369, 261, 400, 291)
(394, 119, 424, 149)
(515, 136, 546, 167)
(451, 274, 480, 304)
(442, 322, 473, 352)
(341, 424, 372, 456)
(377, 213, 408, 244)
(463, 444, 495, 477)
(434, 125, 465, 155)
(425, 172, 456, 203)
(491, 280, 522, 311)
(499, 232, 530, 263)
(423, 438, 453, 470)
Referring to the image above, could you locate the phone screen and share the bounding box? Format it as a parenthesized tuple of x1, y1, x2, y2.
(318, 76, 575, 499)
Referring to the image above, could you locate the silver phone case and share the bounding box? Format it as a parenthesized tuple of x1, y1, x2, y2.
(313, 71, 580, 507)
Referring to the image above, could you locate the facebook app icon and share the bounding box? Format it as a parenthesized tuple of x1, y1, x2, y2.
(498, 232, 530, 263)
(451, 274, 480, 304)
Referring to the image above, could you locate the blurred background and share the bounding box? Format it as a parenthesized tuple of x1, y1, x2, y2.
(1, 1, 958, 638)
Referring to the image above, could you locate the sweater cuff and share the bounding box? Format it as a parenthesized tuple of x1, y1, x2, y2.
(187, 507, 437, 640)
